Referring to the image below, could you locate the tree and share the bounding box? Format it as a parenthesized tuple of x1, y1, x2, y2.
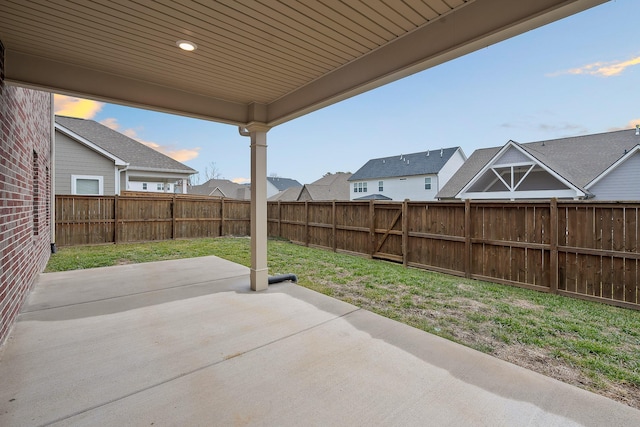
(204, 162, 222, 181)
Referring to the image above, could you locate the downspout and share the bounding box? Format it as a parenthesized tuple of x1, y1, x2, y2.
(50, 94, 56, 253)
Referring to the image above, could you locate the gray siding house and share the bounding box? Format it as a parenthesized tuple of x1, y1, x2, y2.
(56, 129, 121, 195)
(55, 116, 196, 195)
(438, 128, 640, 201)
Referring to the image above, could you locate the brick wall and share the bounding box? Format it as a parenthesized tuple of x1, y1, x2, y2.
(0, 43, 53, 345)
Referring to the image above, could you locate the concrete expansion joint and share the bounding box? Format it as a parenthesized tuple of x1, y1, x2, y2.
(19, 273, 250, 315)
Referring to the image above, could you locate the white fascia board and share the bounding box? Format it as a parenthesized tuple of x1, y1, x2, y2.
(212, 187, 228, 197)
(127, 165, 196, 174)
(55, 123, 128, 166)
(585, 145, 640, 189)
(455, 147, 468, 161)
(463, 189, 584, 200)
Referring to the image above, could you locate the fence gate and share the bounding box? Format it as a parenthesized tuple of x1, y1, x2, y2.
(372, 203, 404, 263)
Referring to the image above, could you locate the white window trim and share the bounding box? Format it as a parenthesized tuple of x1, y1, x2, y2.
(71, 175, 104, 195)
(425, 177, 432, 190)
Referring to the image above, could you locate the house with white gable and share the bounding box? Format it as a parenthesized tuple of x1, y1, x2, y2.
(348, 147, 466, 201)
(437, 127, 640, 201)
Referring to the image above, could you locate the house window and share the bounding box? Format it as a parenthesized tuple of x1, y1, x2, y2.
(356, 182, 367, 193)
(157, 183, 163, 191)
(142, 183, 147, 190)
(72, 175, 103, 195)
(353, 183, 357, 193)
(425, 177, 432, 190)
(378, 181, 383, 192)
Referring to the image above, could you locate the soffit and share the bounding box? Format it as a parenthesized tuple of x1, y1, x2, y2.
(0, 0, 606, 127)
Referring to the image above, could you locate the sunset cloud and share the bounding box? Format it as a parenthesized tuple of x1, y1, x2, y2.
(54, 95, 104, 119)
(231, 177, 250, 184)
(549, 55, 640, 77)
(608, 118, 640, 132)
(100, 117, 200, 162)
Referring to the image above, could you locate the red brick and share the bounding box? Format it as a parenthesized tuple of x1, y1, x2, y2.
(0, 83, 52, 346)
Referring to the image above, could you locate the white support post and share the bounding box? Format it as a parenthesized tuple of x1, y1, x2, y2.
(242, 124, 270, 291)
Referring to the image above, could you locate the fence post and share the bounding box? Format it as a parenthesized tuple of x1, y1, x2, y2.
(114, 195, 119, 244)
(549, 198, 559, 294)
(465, 199, 471, 278)
(369, 200, 375, 258)
(172, 194, 177, 239)
(220, 198, 225, 237)
(332, 201, 337, 252)
(402, 199, 408, 267)
(277, 200, 281, 238)
(305, 200, 309, 246)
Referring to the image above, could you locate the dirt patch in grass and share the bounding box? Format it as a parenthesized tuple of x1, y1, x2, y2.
(510, 299, 544, 311)
(494, 344, 585, 387)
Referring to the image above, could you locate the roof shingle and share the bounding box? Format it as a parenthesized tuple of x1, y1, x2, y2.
(349, 147, 461, 181)
(55, 116, 196, 173)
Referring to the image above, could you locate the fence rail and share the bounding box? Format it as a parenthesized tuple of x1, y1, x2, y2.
(55, 195, 640, 310)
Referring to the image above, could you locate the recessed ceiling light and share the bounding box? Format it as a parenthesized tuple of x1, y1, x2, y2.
(176, 40, 197, 51)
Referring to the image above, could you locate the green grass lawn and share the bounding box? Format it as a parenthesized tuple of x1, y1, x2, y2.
(46, 237, 640, 409)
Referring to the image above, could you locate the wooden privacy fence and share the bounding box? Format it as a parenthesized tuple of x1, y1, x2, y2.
(269, 199, 640, 311)
(55, 194, 250, 245)
(56, 195, 640, 310)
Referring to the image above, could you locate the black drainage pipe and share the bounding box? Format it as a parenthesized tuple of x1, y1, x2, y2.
(268, 273, 298, 284)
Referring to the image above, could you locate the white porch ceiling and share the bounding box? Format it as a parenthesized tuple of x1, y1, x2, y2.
(0, 0, 606, 127)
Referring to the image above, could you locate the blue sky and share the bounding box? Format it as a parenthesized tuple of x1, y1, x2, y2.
(54, 1, 639, 185)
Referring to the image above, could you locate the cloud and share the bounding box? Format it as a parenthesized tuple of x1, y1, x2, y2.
(100, 117, 119, 130)
(231, 177, 250, 184)
(535, 123, 587, 133)
(608, 119, 640, 132)
(54, 95, 104, 118)
(549, 55, 640, 77)
(99, 117, 201, 162)
(501, 121, 587, 134)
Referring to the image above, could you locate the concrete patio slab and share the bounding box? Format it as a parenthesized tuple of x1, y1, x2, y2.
(1, 255, 639, 426)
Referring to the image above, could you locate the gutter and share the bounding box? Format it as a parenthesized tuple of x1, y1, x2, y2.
(50, 94, 56, 253)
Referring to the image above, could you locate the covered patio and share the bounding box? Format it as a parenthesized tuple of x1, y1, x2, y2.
(5, 1, 640, 424)
(2, 256, 639, 425)
(1, 0, 609, 291)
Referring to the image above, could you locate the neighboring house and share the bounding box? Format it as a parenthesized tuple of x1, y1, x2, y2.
(267, 172, 352, 202)
(189, 179, 251, 200)
(0, 84, 53, 346)
(348, 147, 466, 201)
(55, 116, 196, 195)
(298, 172, 352, 201)
(268, 186, 302, 202)
(437, 128, 640, 201)
(266, 177, 301, 198)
